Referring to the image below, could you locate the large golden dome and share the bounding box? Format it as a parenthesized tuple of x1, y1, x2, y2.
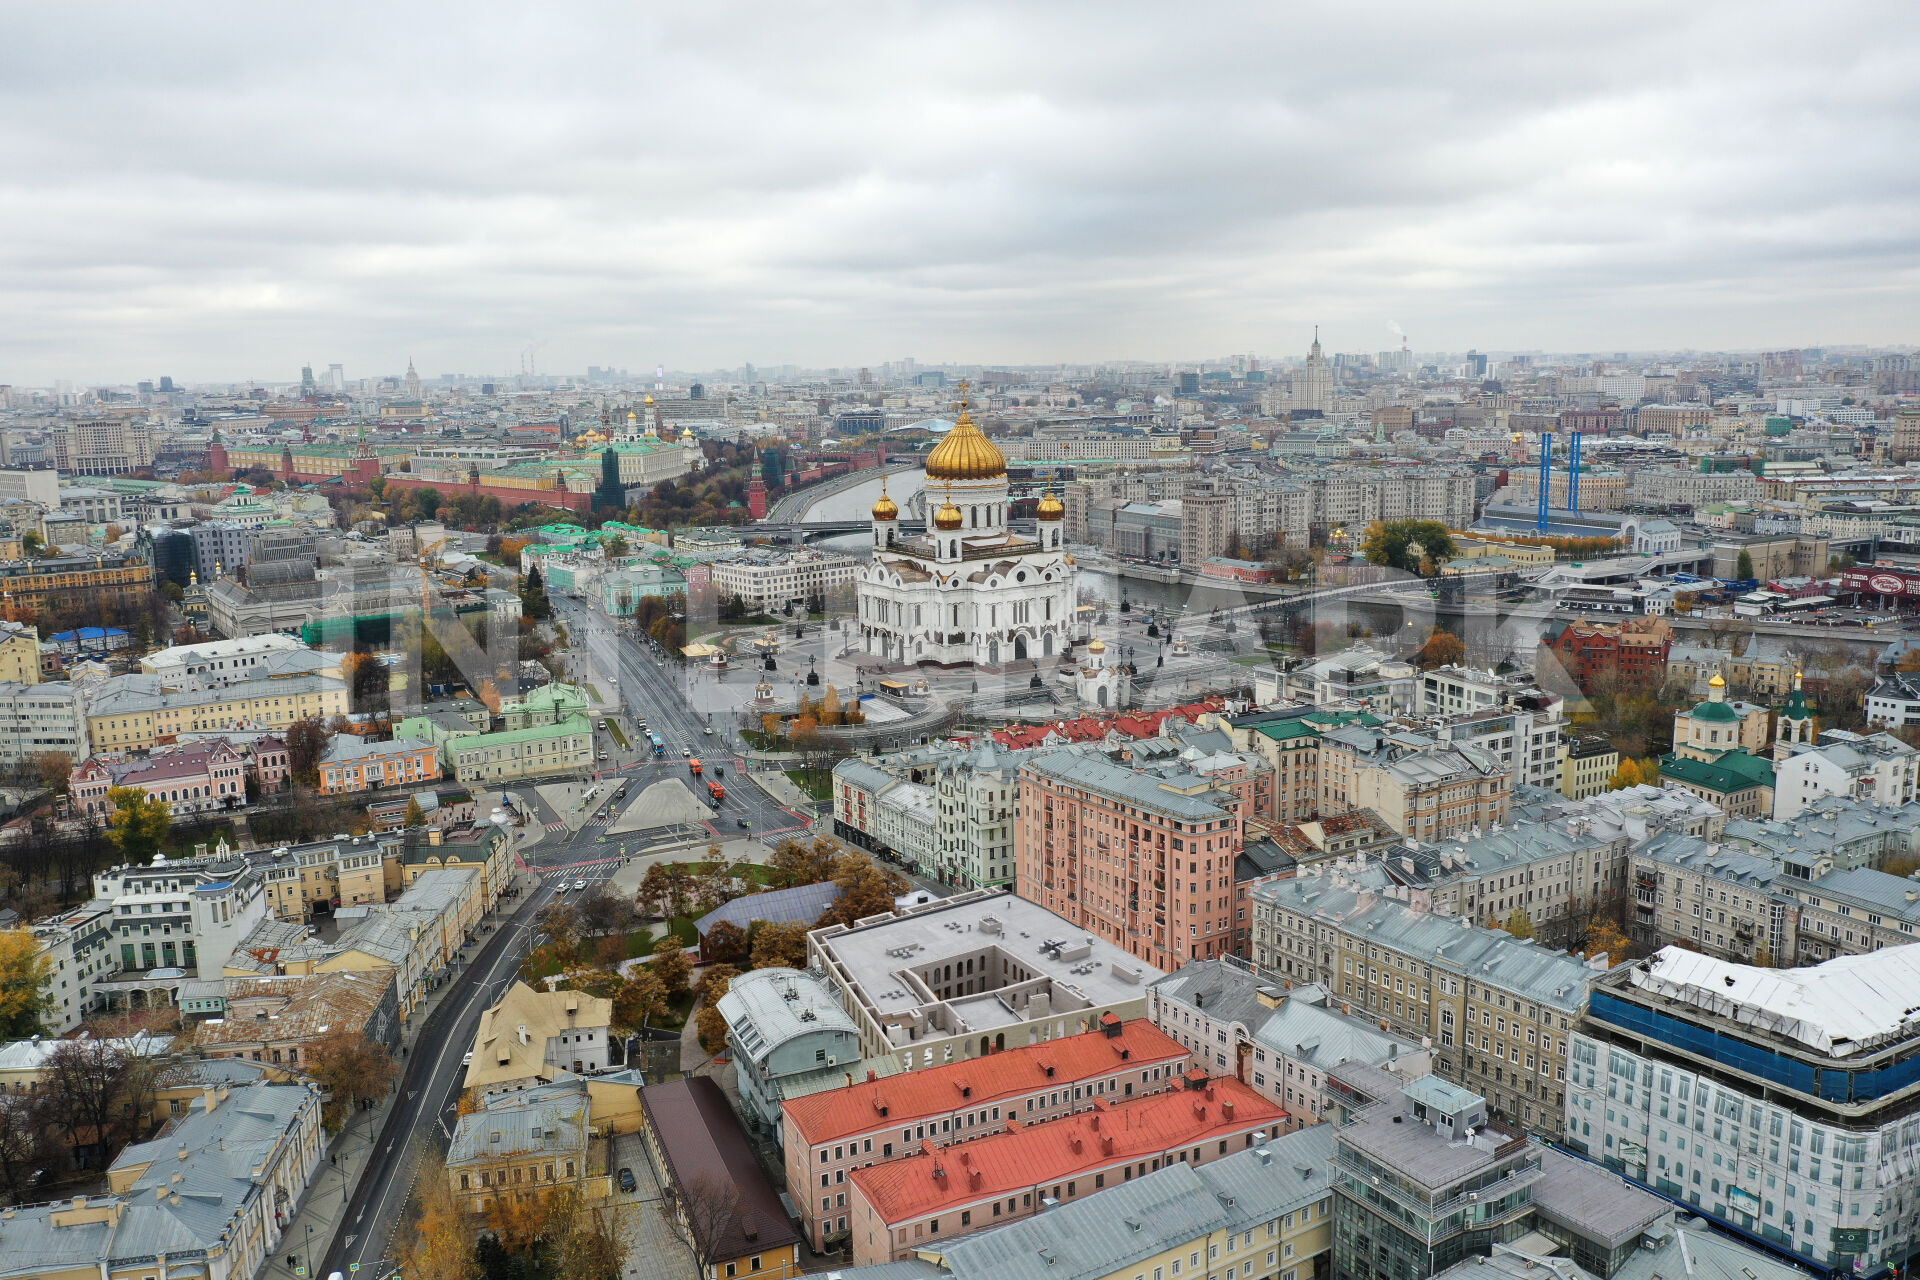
(1035, 488, 1065, 521)
(923, 389, 1005, 481)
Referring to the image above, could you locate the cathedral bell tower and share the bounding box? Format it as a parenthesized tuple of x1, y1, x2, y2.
(1776, 668, 1813, 763)
(871, 478, 900, 549)
(933, 485, 963, 562)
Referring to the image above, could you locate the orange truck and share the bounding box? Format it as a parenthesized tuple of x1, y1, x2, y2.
(707, 779, 726, 804)
(689, 758, 703, 776)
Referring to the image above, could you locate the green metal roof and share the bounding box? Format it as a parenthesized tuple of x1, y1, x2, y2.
(1683, 699, 1741, 723)
(1659, 749, 1775, 794)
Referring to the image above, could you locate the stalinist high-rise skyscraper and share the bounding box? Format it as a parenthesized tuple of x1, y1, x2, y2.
(1293, 327, 1333, 416)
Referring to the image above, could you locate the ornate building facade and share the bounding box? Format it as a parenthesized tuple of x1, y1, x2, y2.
(856, 389, 1075, 667)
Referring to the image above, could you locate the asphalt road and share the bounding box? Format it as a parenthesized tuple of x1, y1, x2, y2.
(318, 847, 624, 1279)
(555, 596, 808, 841)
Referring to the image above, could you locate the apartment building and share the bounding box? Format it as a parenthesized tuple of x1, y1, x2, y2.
(1569, 946, 1920, 1277)
(834, 742, 1025, 888)
(845, 1075, 1285, 1265)
(781, 1017, 1189, 1250)
(316, 735, 440, 795)
(710, 546, 860, 612)
(0, 680, 87, 767)
(86, 671, 348, 755)
(1251, 870, 1597, 1135)
(1316, 725, 1512, 841)
(1148, 959, 1429, 1130)
(447, 1079, 603, 1214)
(847, 1129, 1336, 1280)
(94, 851, 271, 978)
(1017, 745, 1245, 970)
(0, 551, 154, 616)
(1560, 736, 1621, 799)
(806, 890, 1164, 1072)
(1538, 617, 1673, 695)
(28, 902, 115, 1033)
(0, 620, 38, 684)
(720, 966, 863, 1142)
(399, 712, 593, 784)
(1778, 865, 1920, 963)
(1627, 830, 1795, 964)
(1773, 729, 1920, 820)
(1408, 815, 1633, 940)
(139, 632, 318, 685)
(461, 981, 613, 1095)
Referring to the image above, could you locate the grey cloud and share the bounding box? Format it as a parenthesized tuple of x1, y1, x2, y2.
(0, 0, 1915, 383)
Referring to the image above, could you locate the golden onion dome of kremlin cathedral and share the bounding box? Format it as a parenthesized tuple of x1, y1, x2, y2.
(855, 382, 1075, 669)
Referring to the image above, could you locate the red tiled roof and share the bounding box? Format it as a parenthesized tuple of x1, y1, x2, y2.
(784, 1022, 1189, 1147)
(848, 1076, 1285, 1222)
(989, 700, 1224, 750)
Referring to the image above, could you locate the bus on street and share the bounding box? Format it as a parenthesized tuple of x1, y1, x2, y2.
(649, 733, 666, 756)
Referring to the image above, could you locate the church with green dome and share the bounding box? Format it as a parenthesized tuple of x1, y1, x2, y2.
(1671, 667, 1770, 762)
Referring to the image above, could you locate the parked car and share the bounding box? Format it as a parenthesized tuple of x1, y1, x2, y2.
(617, 1167, 636, 1193)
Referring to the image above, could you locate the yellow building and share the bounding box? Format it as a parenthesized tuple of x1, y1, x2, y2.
(448, 1079, 609, 1215)
(1450, 537, 1557, 567)
(1671, 671, 1770, 762)
(1559, 736, 1620, 799)
(0, 553, 153, 617)
(0, 620, 38, 684)
(400, 822, 514, 910)
(87, 672, 348, 754)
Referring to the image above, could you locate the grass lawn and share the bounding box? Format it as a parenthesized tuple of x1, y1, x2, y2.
(586, 683, 603, 703)
(658, 861, 777, 889)
(784, 769, 834, 803)
(604, 718, 631, 750)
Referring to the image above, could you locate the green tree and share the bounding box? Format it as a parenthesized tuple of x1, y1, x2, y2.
(106, 787, 172, 861)
(521, 564, 552, 621)
(1502, 908, 1535, 940)
(411, 486, 442, 521)
(1736, 549, 1755, 581)
(603, 533, 629, 559)
(1360, 519, 1458, 576)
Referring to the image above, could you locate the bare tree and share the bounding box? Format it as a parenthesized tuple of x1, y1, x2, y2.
(666, 1172, 745, 1275)
(34, 1038, 157, 1168)
(577, 890, 639, 938)
(0, 1095, 53, 1202)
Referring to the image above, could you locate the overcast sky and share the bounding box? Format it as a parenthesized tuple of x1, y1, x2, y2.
(3, 1, 1914, 385)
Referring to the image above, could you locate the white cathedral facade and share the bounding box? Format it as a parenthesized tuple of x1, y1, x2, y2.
(856, 392, 1077, 667)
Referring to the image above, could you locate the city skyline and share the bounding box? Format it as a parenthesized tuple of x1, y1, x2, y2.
(3, 2, 1915, 382)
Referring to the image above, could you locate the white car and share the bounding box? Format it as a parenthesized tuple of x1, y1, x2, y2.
(681, 746, 691, 757)
(607, 675, 617, 685)
(554, 881, 568, 893)
(461, 1052, 473, 1066)
(574, 879, 587, 891)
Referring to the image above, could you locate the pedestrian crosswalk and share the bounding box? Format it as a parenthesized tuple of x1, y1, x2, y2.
(543, 820, 567, 833)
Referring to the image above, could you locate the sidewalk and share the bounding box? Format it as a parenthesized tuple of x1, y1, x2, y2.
(749, 768, 815, 811)
(268, 865, 542, 1279)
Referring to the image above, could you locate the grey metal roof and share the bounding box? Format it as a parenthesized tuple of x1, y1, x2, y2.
(927, 1126, 1336, 1280)
(1531, 1147, 1668, 1247)
(1253, 877, 1594, 1012)
(1022, 746, 1234, 821)
(714, 968, 858, 1068)
(447, 1080, 590, 1166)
(695, 881, 842, 938)
(1800, 866, 1920, 922)
(1252, 986, 1425, 1071)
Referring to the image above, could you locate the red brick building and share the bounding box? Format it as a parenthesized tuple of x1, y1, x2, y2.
(1539, 616, 1673, 693)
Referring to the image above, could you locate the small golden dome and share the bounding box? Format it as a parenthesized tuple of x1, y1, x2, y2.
(628, 410, 638, 421)
(933, 498, 963, 531)
(872, 484, 899, 521)
(1035, 489, 1065, 521)
(1709, 671, 1726, 688)
(1089, 638, 1107, 653)
(924, 383, 1006, 481)
(644, 394, 655, 405)
(1063, 552, 1077, 565)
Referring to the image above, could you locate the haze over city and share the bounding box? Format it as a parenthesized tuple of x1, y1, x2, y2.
(7, 9, 1920, 1280)
(4, 0, 1916, 383)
